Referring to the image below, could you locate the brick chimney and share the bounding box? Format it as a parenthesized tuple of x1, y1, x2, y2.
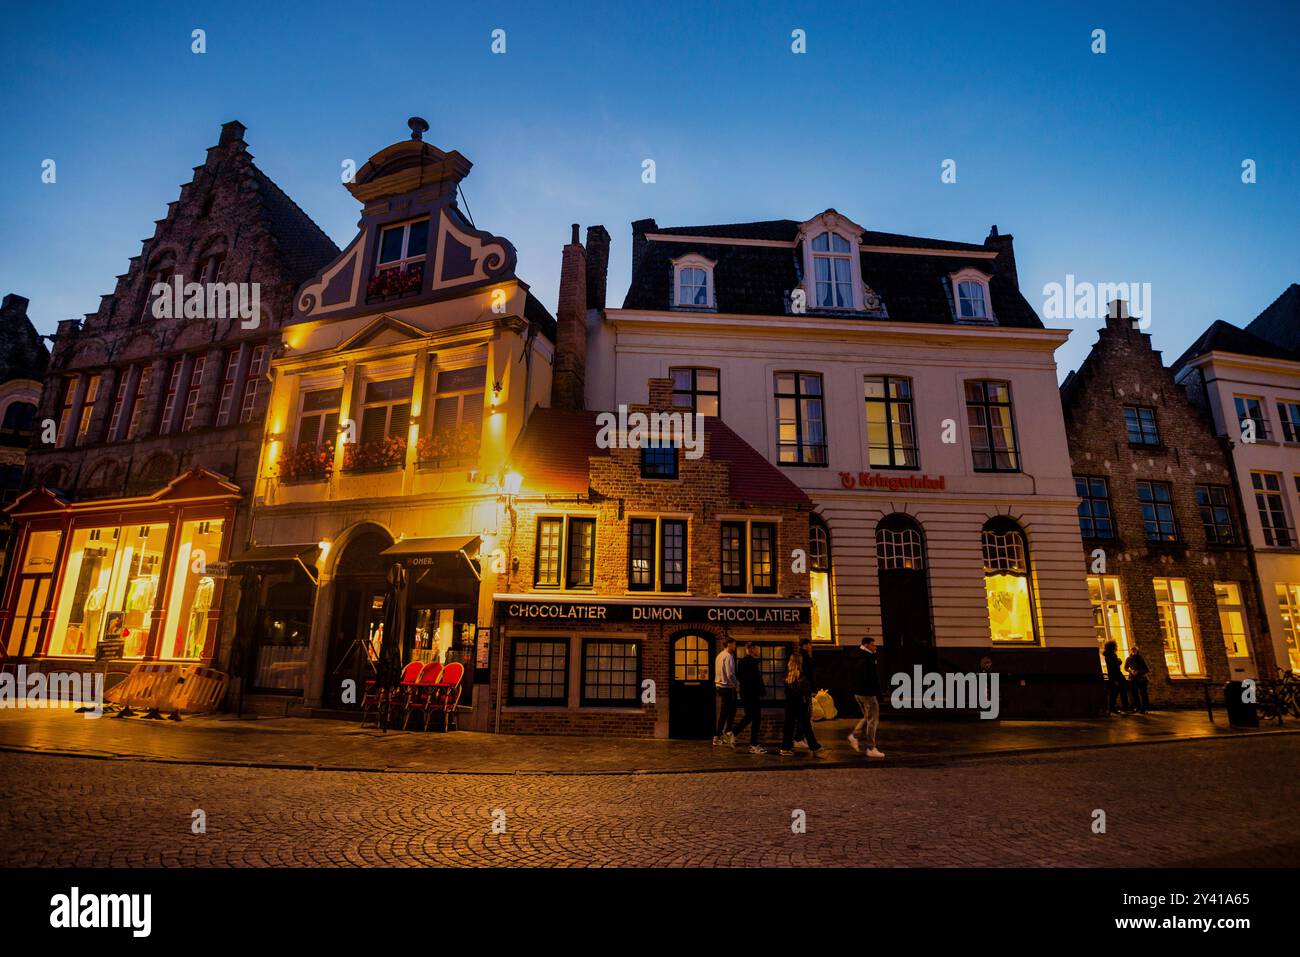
(631, 218, 657, 280)
(553, 224, 588, 410)
(1, 294, 30, 322)
(585, 225, 611, 311)
(984, 224, 1019, 290)
(218, 120, 247, 148)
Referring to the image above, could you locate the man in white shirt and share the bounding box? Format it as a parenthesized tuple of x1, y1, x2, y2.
(713, 637, 739, 746)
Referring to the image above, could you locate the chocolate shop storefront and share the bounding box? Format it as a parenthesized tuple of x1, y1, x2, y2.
(491, 596, 811, 739)
(1, 469, 239, 669)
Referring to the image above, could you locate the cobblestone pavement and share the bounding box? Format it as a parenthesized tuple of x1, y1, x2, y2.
(1, 735, 1296, 867)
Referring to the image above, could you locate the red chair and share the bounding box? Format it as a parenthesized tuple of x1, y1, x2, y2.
(362, 661, 423, 728)
(401, 662, 444, 730)
(431, 662, 465, 732)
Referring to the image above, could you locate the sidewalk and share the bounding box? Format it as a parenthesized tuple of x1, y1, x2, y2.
(0, 706, 1292, 775)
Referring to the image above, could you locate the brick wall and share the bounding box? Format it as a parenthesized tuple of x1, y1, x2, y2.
(1062, 312, 1273, 707)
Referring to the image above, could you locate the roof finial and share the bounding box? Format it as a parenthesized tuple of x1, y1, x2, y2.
(407, 116, 430, 141)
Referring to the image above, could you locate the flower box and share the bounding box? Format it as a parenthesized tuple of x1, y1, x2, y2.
(278, 442, 334, 483)
(366, 262, 424, 303)
(342, 435, 408, 473)
(416, 422, 481, 470)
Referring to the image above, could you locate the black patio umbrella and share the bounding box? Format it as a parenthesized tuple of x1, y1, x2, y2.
(376, 562, 407, 730)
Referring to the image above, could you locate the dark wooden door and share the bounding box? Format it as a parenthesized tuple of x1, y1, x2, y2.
(669, 632, 714, 739)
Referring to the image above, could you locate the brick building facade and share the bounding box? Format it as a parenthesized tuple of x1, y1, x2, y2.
(0, 294, 49, 570)
(1060, 307, 1271, 708)
(2, 121, 338, 669)
(491, 376, 814, 738)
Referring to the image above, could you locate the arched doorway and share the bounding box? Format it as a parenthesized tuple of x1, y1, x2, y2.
(668, 630, 715, 739)
(324, 527, 393, 708)
(875, 514, 935, 676)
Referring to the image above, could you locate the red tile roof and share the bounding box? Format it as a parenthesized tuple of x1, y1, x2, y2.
(510, 407, 810, 506)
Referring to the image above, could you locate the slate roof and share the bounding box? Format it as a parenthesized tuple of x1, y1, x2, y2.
(1170, 319, 1299, 373)
(250, 167, 341, 286)
(1245, 283, 1300, 353)
(624, 217, 1042, 328)
(511, 407, 810, 506)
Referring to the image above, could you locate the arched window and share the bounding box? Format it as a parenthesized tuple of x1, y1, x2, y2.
(981, 517, 1037, 644)
(950, 268, 994, 322)
(672, 254, 715, 309)
(1, 401, 36, 433)
(141, 252, 177, 321)
(809, 516, 833, 642)
(876, 516, 925, 570)
(196, 237, 228, 284)
(810, 231, 854, 308)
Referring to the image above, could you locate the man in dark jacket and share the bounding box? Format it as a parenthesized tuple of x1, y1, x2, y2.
(731, 642, 767, 753)
(1124, 645, 1150, 713)
(848, 635, 885, 758)
(1103, 640, 1130, 714)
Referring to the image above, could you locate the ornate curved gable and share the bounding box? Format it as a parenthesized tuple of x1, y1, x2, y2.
(292, 122, 517, 324)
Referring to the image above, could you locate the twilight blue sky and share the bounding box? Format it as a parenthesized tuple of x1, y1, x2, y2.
(2, 0, 1297, 379)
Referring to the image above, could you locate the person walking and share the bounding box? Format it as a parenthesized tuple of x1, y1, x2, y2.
(795, 637, 824, 755)
(1124, 645, 1150, 714)
(847, 634, 885, 758)
(732, 642, 767, 753)
(1103, 640, 1130, 714)
(712, 637, 739, 746)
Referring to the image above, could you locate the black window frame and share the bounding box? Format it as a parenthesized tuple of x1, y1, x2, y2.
(863, 374, 919, 470)
(640, 442, 678, 479)
(670, 367, 720, 417)
(508, 637, 570, 706)
(627, 518, 657, 592)
(566, 517, 597, 589)
(1277, 400, 1300, 443)
(1234, 395, 1271, 442)
(964, 379, 1021, 472)
(1194, 484, 1236, 545)
(750, 522, 777, 594)
(1252, 471, 1293, 547)
(1123, 405, 1161, 446)
(774, 372, 828, 467)
(720, 521, 747, 594)
(580, 638, 641, 707)
(1137, 480, 1179, 543)
(533, 517, 564, 588)
(660, 518, 688, 592)
(1075, 476, 1115, 540)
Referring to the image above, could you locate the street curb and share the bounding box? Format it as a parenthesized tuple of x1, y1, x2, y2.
(0, 726, 1295, 776)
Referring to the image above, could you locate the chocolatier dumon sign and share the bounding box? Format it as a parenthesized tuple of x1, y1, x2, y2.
(497, 597, 810, 625)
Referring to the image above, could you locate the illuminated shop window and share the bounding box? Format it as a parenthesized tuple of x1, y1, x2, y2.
(49, 527, 120, 657)
(982, 518, 1036, 643)
(6, 530, 63, 657)
(162, 519, 224, 659)
(1214, 582, 1251, 659)
(809, 517, 833, 642)
(1153, 578, 1202, 677)
(1274, 584, 1300, 671)
(1087, 575, 1130, 664)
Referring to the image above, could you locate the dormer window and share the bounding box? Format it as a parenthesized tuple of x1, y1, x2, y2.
(811, 232, 854, 308)
(950, 269, 994, 322)
(672, 254, 715, 309)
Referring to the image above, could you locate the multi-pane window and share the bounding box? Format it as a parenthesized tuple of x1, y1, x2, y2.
(509, 638, 568, 705)
(640, 443, 678, 479)
(956, 280, 989, 319)
(1214, 582, 1251, 659)
(775, 372, 826, 465)
(56, 376, 77, 446)
(1278, 400, 1300, 443)
(159, 359, 183, 434)
(864, 375, 917, 468)
(876, 526, 924, 570)
(534, 516, 598, 590)
(581, 640, 640, 707)
(358, 378, 413, 447)
(965, 380, 1019, 471)
(107, 373, 131, 441)
(214, 350, 239, 427)
(1153, 578, 1202, 677)
(1087, 575, 1130, 662)
(1195, 485, 1236, 544)
(75, 373, 100, 445)
(239, 344, 268, 423)
(127, 367, 152, 439)
(431, 366, 486, 435)
(1251, 471, 1292, 546)
(1123, 406, 1160, 446)
(810, 231, 854, 308)
(670, 368, 719, 417)
(982, 520, 1035, 643)
(626, 516, 689, 593)
(1075, 477, 1114, 539)
(181, 357, 206, 432)
(1275, 584, 1300, 671)
(676, 266, 709, 307)
(1234, 395, 1270, 441)
(720, 520, 776, 594)
(376, 219, 429, 275)
(756, 644, 788, 702)
(295, 388, 342, 449)
(1137, 481, 1178, 542)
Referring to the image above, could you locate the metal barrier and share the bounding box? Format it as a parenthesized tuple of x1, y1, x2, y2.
(105, 664, 181, 718)
(164, 665, 229, 715)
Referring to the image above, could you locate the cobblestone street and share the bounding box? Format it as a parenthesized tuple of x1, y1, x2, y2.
(2, 735, 1296, 867)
